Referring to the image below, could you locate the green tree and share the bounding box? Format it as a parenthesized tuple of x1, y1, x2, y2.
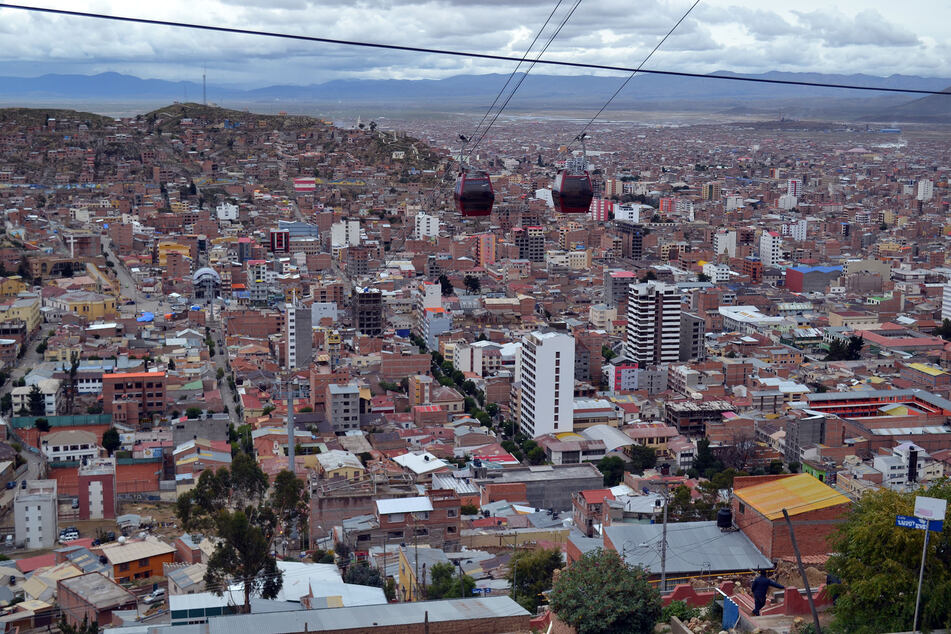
(27, 384, 45, 417)
(102, 427, 121, 456)
(175, 453, 280, 613)
(437, 274, 453, 296)
(34, 417, 50, 432)
(343, 561, 384, 588)
(597, 455, 626, 487)
(628, 445, 658, 474)
(461, 503, 479, 515)
(0, 393, 10, 414)
(270, 469, 309, 540)
(826, 335, 865, 361)
(936, 318, 951, 341)
(427, 562, 475, 599)
(216, 367, 225, 381)
(828, 482, 951, 633)
(185, 406, 203, 419)
(508, 547, 562, 612)
(601, 345, 617, 362)
(549, 548, 661, 634)
(697, 272, 711, 282)
(463, 274, 481, 294)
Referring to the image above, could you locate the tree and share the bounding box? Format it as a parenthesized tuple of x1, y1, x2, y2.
(34, 417, 50, 432)
(343, 561, 384, 588)
(437, 274, 454, 296)
(102, 427, 121, 456)
(597, 455, 626, 487)
(549, 548, 661, 634)
(828, 482, 951, 633)
(601, 345, 617, 362)
(175, 453, 281, 613)
(27, 385, 45, 417)
(826, 335, 864, 361)
(936, 318, 951, 341)
(427, 562, 474, 599)
(508, 547, 562, 612)
(628, 444, 658, 474)
(185, 407, 203, 419)
(0, 393, 10, 414)
(270, 470, 309, 540)
(216, 367, 225, 381)
(697, 272, 711, 282)
(461, 503, 479, 515)
(463, 275, 481, 294)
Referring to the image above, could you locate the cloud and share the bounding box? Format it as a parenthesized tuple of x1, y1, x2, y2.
(0, 0, 945, 86)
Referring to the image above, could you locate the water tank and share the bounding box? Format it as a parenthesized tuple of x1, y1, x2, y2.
(716, 508, 733, 530)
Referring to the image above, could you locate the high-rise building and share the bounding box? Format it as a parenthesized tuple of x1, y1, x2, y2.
(518, 331, 574, 438)
(625, 282, 681, 367)
(414, 213, 440, 240)
(475, 233, 496, 267)
(351, 287, 383, 336)
(589, 198, 614, 222)
(413, 282, 442, 338)
(712, 230, 736, 257)
(679, 313, 706, 362)
(513, 226, 545, 262)
(787, 178, 802, 197)
(326, 384, 361, 432)
(701, 181, 721, 201)
(942, 285, 951, 322)
(286, 300, 313, 370)
(615, 221, 644, 260)
(759, 231, 782, 266)
(918, 179, 934, 202)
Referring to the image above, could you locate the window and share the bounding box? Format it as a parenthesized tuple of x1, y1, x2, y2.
(119, 563, 130, 571)
(139, 559, 149, 568)
(447, 509, 457, 518)
(738, 502, 746, 515)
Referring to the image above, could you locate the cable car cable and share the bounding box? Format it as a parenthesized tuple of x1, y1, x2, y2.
(466, 0, 566, 147)
(465, 0, 583, 161)
(5, 3, 951, 99)
(568, 0, 701, 149)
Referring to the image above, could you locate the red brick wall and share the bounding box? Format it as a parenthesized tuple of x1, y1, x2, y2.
(480, 482, 527, 506)
(302, 615, 531, 634)
(732, 497, 849, 560)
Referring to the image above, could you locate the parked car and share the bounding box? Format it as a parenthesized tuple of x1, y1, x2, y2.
(19, 481, 26, 490)
(4, 482, 13, 490)
(143, 588, 166, 605)
(58, 528, 79, 544)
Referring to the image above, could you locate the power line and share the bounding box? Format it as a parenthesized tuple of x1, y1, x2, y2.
(465, 0, 583, 160)
(466, 0, 566, 149)
(2, 3, 950, 98)
(569, 0, 701, 148)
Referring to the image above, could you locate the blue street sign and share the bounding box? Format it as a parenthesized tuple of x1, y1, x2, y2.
(471, 588, 483, 595)
(896, 515, 944, 532)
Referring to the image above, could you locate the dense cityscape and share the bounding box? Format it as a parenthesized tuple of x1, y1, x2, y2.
(1, 2, 951, 634)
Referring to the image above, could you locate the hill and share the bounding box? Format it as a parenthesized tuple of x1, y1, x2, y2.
(861, 86, 951, 123)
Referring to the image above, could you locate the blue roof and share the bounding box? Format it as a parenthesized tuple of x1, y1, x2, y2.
(789, 265, 842, 274)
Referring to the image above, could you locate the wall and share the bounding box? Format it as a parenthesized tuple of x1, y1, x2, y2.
(459, 528, 569, 549)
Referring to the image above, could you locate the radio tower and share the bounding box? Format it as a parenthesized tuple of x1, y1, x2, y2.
(202, 65, 207, 106)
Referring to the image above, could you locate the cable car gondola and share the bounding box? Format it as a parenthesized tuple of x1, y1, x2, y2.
(551, 170, 593, 214)
(552, 134, 594, 214)
(454, 170, 495, 217)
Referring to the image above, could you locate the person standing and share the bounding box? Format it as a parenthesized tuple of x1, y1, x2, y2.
(751, 569, 784, 616)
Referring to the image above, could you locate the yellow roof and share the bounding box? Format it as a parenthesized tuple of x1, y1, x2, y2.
(734, 474, 850, 520)
(908, 362, 947, 377)
(555, 432, 585, 441)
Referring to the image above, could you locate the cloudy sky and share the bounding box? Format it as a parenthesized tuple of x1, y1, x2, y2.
(0, 0, 949, 86)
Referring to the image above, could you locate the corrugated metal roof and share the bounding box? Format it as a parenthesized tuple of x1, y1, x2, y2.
(203, 597, 529, 634)
(734, 474, 850, 521)
(604, 522, 772, 575)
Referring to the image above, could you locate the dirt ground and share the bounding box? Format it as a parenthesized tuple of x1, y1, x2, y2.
(773, 560, 828, 589)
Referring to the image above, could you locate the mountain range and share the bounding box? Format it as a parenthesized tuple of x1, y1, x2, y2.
(2, 71, 951, 121)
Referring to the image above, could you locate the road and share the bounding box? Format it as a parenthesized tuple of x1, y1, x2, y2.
(102, 238, 239, 422)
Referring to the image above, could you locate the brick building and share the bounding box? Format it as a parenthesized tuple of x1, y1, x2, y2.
(58, 573, 137, 629)
(101, 371, 167, 421)
(77, 457, 117, 520)
(731, 474, 851, 560)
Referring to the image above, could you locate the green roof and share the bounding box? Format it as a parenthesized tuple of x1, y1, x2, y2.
(11, 414, 112, 429)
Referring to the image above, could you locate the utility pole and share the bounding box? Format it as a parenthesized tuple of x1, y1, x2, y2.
(782, 508, 822, 634)
(647, 481, 673, 593)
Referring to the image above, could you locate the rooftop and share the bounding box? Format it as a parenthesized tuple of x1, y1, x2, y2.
(58, 572, 135, 609)
(734, 474, 851, 521)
